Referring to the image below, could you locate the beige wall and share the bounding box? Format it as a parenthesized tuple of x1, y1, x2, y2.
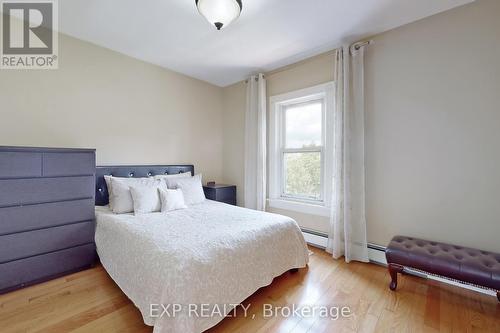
(365, 0, 500, 252)
(3, 0, 499, 252)
(221, 52, 335, 233)
(265, 52, 335, 233)
(0, 30, 224, 182)
(266, 52, 335, 97)
(221, 81, 246, 206)
(222, 0, 500, 252)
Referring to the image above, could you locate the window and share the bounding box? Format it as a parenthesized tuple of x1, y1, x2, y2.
(282, 101, 323, 201)
(269, 82, 334, 217)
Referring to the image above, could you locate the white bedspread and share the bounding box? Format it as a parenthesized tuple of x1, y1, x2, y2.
(95, 200, 309, 333)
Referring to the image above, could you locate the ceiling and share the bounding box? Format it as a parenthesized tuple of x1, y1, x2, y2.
(57, 0, 473, 87)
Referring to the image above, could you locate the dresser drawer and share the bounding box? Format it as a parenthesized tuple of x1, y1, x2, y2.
(0, 176, 94, 207)
(0, 221, 95, 264)
(0, 243, 96, 293)
(0, 152, 42, 178)
(43, 152, 95, 177)
(0, 199, 94, 235)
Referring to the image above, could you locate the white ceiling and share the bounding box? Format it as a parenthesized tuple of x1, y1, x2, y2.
(58, 0, 473, 87)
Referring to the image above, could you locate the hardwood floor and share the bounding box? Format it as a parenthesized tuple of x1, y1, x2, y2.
(0, 246, 498, 332)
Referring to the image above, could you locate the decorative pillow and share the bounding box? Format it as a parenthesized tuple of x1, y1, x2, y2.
(107, 177, 160, 214)
(153, 172, 192, 180)
(130, 184, 165, 215)
(159, 188, 188, 212)
(166, 174, 205, 205)
(104, 175, 114, 209)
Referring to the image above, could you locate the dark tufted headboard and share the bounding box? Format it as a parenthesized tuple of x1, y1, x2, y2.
(95, 165, 194, 206)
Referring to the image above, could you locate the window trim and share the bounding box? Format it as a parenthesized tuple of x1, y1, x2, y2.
(269, 82, 335, 217)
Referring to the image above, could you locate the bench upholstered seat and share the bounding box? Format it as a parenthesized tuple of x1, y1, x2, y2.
(385, 235, 500, 301)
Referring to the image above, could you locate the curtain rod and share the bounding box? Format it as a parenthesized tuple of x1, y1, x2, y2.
(244, 75, 265, 83)
(351, 40, 373, 51)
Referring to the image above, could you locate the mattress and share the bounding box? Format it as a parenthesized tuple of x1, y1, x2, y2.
(95, 200, 309, 333)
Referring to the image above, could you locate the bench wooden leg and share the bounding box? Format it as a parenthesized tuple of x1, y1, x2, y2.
(388, 263, 404, 291)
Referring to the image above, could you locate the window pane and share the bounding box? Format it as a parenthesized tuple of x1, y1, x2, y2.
(284, 152, 321, 200)
(285, 101, 322, 149)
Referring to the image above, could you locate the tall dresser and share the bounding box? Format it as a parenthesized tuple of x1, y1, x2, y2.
(0, 146, 96, 294)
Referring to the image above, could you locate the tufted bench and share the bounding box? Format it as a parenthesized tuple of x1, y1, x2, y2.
(385, 235, 500, 301)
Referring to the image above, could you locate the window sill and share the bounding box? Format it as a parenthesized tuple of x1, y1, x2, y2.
(267, 198, 331, 217)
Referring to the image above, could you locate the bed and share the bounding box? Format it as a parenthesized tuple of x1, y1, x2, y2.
(94, 165, 309, 333)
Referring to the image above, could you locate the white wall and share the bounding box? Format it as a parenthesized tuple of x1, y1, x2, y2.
(0, 29, 224, 182)
(364, 0, 500, 252)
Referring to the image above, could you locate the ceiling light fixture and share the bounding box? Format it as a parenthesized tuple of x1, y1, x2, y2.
(195, 0, 242, 30)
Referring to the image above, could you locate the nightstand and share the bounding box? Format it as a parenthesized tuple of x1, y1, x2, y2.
(203, 184, 236, 206)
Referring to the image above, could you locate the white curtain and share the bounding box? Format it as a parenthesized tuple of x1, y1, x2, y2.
(326, 44, 369, 263)
(244, 73, 267, 211)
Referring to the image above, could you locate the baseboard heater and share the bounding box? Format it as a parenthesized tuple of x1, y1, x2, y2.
(301, 229, 495, 297)
(301, 229, 387, 265)
(301, 229, 328, 248)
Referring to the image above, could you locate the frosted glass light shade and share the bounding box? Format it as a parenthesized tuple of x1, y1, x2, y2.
(195, 0, 242, 30)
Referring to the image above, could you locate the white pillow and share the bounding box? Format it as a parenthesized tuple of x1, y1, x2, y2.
(153, 172, 192, 180)
(166, 174, 205, 205)
(107, 177, 161, 214)
(104, 175, 145, 205)
(104, 175, 114, 210)
(159, 188, 187, 212)
(130, 184, 165, 215)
